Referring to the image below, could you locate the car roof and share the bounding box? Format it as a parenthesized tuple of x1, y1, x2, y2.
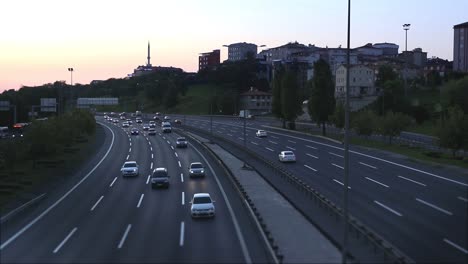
(193, 193, 210, 198)
(282, 151, 294, 155)
(190, 162, 202, 166)
(124, 161, 137, 165)
(177, 137, 186, 140)
(257, 130, 265, 132)
(154, 167, 167, 172)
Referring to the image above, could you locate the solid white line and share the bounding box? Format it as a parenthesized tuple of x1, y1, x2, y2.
(117, 224, 132, 249)
(415, 198, 453, 215)
(53, 227, 77, 253)
(179, 222, 185, 247)
(265, 147, 274, 152)
(90, 196, 104, 211)
(332, 163, 344, 170)
(175, 152, 178, 158)
(181, 192, 185, 205)
(189, 142, 252, 263)
(398, 175, 426, 187)
(109, 177, 118, 187)
(288, 140, 296, 144)
(0, 121, 116, 250)
(171, 146, 175, 150)
(374, 201, 403, 217)
(365, 177, 389, 188)
(126, 155, 129, 160)
(286, 146, 295, 150)
(250, 141, 259, 145)
(306, 145, 318, 150)
(268, 140, 278, 145)
(333, 179, 351, 189)
(304, 165, 317, 172)
(329, 152, 344, 158)
(443, 238, 468, 254)
(306, 153, 319, 159)
(150, 162, 153, 170)
(180, 173, 184, 183)
(457, 196, 468, 203)
(137, 194, 144, 208)
(146, 175, 150, 184)
(360, 162, 377, 169)
(151, 153, 154, 159)
(178, 161, 182, 168)
(0, 193, 46, 223)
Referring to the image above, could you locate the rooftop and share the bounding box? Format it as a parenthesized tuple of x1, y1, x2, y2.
(454, 22, 468, 29)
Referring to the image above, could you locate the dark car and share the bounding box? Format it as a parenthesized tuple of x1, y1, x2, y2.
(151, 168, 169, 188)
(176, 137, 188, 148)
(131, 128, 139, 135)
(174, 119, 182, 125)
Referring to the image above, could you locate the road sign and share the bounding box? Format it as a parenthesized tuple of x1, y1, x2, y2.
(40, 98, 57, 112)
(0, 101, 10, 111)
(77, 98, 118, 108)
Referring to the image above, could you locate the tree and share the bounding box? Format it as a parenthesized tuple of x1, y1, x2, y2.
(441, 76, 468, 114)
(426, 70, 442, 88)
(331, 101, 345, 129)
(352, 110, 377, 137)
(272, 66, 286, 128)
(308, 59, 335, 136)
(376, 65, 398, 87)
(281, 69, 302, 129)
(437, 106, 468, 157)
(378, 112, 412, 144)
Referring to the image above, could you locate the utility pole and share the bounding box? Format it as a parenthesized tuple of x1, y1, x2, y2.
(403, 24, 410, 97)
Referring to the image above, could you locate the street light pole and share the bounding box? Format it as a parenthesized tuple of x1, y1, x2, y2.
(402, 24, 410, 97)
(68, 68, 74, 86)
(342, 0, 351, 263)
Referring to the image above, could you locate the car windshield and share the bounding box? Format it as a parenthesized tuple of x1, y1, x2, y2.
(193, 197, 211, 204)
(153, 171, 167, 178)
(124, 163, 136, 168)
(163, 125, 171, 128)
(177, 138, 186, 142)
(284, 152, 294, 156)
(191, 164, 203, 169)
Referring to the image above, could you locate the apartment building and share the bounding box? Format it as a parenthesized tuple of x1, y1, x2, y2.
(335, 65, 375, 98)
(199, 49, 220, 71)
(453, 22, 468, 72)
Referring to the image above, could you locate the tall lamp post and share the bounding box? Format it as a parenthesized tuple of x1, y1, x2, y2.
(402, 24, 410, 97)
(68, 67, 74, 86)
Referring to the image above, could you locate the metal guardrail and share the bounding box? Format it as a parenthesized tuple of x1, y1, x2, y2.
(183, 124, 414, 264)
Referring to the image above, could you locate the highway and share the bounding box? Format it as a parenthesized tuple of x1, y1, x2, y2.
(178, 115, 468, 263)
(0, 118, 270, 263)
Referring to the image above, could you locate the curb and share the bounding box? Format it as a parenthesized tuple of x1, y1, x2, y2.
(0, 193, 46, 224)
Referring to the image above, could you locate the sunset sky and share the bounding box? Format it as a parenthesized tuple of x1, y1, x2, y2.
(1, 0, 467, 91)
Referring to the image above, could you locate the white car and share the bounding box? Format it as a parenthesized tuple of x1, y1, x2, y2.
(190, 193, 215, 218)
(256, 130, 267, 137)
(121, 161, 139, 177)
(122, 122, 129, 128)
(278, 151, 296, 162)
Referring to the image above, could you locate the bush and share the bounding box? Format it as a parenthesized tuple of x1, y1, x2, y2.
(352, 110, 377, 137)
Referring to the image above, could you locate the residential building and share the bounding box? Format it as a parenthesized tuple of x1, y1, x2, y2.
(239, 87, 272, 115)
(399, 48, 427, 67)
(227, 42, 257, 61)
(424, 57, 452, 78)
(258, 42, 315, 63)
(356, 43, 384, 58)
(198, 49, 220, 71)
(335, 65, 376, 98)
(373, 42, 399, 56)
(453, 22, 468, 72)
(318, 47, 359, 75)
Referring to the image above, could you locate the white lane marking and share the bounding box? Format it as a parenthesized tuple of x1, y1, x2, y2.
(53, 227, 78, 254)
(271, 136, 279, 139)
(171, 146, 175, 150)
(162, 136, 166, 139)
(180, 173, 184, 183)
(398, 175, 426, 187)
(260, 127, 468, 187)
(304, 165, 317, 172)
(415, 198, 453, 216)
(126, 155, 129, 160)
(238, 137, 244, 140)
(150, 162, 153, 170)
(286, 146, 295, 151)
(374, 201, 403, 217)
(288, 140, 296, 144)
(129, 148, 131, 153)
(137, 194, 144, 208)
(306, 153, 319, 159)
(365, 177, 389, 188)
(0, 121, 116, 250)
(268, 140, 278, 145)
(146, 175, 150, 185)
(109, 177, 118, 187)
(306, 145, 318, 150)
(90, 196, 104, 211)
(359, 162, 377, 169)
(175, 152, 178, 158)
(179, 222, 185, 247)
(181, 192, 185, 205)
(167, 140, 171, 144)
(178, 161, 182, 168)
(151, 153, 154, 159)
(150, 147, 153, 151)
(217, 130, 223, 133)
(265, 147, 274, 152)
(333, 179, 351, 189)
(457, 196, 468, 203)
(190, 142, 252, 263)
(227, 134, 233, 137)
(250, 141, 259, 145)
(149, 141, 152, 146)
(129, 142, 132, 147)
(117, 224, 132, 249)
(329, 152, 344, 158)
(332, 163, 344, 170)
(443, 238, 468, 254)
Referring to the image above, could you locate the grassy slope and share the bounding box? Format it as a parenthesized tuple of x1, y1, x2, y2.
(169, 84, 218, 115)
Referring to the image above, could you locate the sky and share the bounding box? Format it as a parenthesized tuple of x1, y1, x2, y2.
(1, 0, 467, 92)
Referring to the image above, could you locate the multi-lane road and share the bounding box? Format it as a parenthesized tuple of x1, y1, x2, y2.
(0, 117, 271, 263)
(178, 115, 468, 263)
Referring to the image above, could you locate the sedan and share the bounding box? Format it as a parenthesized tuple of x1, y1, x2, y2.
(121, 161, 139, 177)
(256, 130, 267, 137)
(174, 119, 182, 124)
(148, 128, 156, 135)
(122, 122, 129, 128)
(131, 128, 139, 135)
(143, 124, 150, 131)
(190, 193, 215, 218)
(278, 151, 296, 162)
(189, 162, 205, 178)
(176, 137, 188, 148)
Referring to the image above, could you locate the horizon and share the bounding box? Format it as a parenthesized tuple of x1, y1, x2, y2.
(1, 0, 467, 92)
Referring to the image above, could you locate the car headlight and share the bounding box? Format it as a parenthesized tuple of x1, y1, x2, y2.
(200, 170, 204, 173)
(189, 170, 193, 173)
